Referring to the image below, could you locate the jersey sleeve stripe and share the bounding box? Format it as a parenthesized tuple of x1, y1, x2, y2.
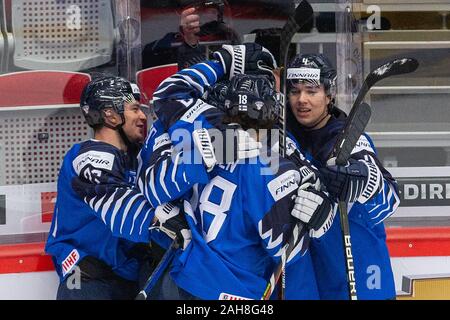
(109, 189, 133, 229)
(129, 200, 148, 235)
(119, 193, 141, 234)
(158, 160, 171, 198)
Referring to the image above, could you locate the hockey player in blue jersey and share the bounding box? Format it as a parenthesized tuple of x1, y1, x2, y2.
(285, 53, 400, 299)
(137, 43, 340, 299)
(45, 76, 190, 300)
(154, 73, 336, 300)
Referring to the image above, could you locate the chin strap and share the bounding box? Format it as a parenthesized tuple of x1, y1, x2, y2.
(302, 109, 330, 130)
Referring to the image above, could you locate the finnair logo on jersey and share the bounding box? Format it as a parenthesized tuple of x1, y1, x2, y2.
(180, 100, 214, 123)
(287, 67, 320, 82)
(268, 170, 300, 201)
(73, 151, 115, 174)
(62, 249, 80, 277)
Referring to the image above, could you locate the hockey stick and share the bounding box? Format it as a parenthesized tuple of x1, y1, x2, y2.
(277, 0, 314, 300)
(329, 102, 372, 300)
(350, 58, 419, 115)
(135, 239, 178, 300)
(262, 1, 314, 300)
(329, 57, 419, 300)
(278, 0, 314, 158)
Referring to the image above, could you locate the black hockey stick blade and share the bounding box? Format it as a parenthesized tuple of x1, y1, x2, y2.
(279, 1, 314, 158)
(334, 102, 372, 166)
(279, 0, 314, 68)
(353, 58, 419, 110)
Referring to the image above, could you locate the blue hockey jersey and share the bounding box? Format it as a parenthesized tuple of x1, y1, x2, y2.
(145, 60, 320, 299)
(45, 140, 155, 282)
(170, 157, 310, 300)
(288, 113, 400, 299)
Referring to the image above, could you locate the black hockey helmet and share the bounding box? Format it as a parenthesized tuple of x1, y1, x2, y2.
(224, 74, 281, 123)
(287, 53, 337, 99)
(80, 76, 141, 128)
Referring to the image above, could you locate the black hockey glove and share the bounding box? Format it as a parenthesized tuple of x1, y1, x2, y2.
(272, 136, 320, 186)
(193, 124, 261, 170)
(319, 158, 383, 204)
(213, 43, 277, 80)
(152, 202, 191, 250)
(291, 180, 336, 239)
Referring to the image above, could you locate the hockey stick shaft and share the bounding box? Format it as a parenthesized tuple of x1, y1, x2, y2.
(278, 0, 314, 158)
(261, 222, 306, 300)
(276, 0, 314, 300)
(329, 58, 418, 300)
(334, 102, 372, 300)
(135, 239, 178, 300)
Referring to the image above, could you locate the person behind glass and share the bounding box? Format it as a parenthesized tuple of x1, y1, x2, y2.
(285, 53, 401, 300)
(177, 4, 239, 69)
(45, 76, 188, 300)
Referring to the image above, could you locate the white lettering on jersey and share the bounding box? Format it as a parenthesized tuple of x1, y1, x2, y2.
(219, 293, 252, 300)
(153, 133, 171, 152)
(351, 135, 375, 155)
(180, 99, 214, 124)
(268, 170, 300, 202)
(73, 150, 115, 175)
(61, 249, 80, 277)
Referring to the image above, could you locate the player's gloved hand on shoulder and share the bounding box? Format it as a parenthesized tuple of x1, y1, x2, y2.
(152, 202, 191, 250)
(319, 157, 383, 204)
(291, 180, 336, 239)
(193, 124, 261, 170)
(213, 43, 277, 80)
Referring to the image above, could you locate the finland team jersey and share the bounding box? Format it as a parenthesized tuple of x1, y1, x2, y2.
(145, 58, 320, 300)
(169, 157, 309, 300)
(289, 115, 400, 299)
(45, 140, 155, 282)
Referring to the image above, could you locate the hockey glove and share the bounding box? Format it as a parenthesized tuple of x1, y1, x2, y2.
(291, 181, 336, 239)
(152, 202, 191, 250)
(213, 43, 277, 80)
(319, 158, 383, 204)
(193, 124, 261, 168)
(272, 136, 320, 186)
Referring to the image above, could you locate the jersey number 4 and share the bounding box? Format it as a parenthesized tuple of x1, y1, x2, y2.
(199, 176, 237, 243)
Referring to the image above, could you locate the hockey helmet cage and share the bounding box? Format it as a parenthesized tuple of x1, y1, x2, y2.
(80, 76, 141, 127)
(224, 74, 281, 123)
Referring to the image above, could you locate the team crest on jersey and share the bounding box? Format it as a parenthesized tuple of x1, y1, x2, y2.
(73, 150, 115, 174)
(267, 170, 300, 201)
